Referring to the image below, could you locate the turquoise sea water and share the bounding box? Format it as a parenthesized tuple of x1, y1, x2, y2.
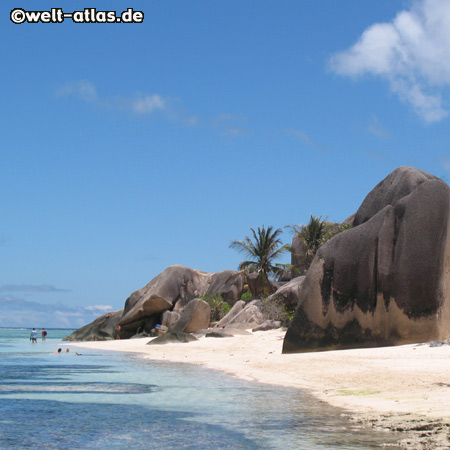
(0, 328, 401, 449)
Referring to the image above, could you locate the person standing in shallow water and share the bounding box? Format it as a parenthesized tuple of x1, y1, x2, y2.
(41, 328, 47, 341)
(30, 328, 38, 343)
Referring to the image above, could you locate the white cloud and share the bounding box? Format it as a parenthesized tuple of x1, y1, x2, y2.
(285, 128, 324, 151)
(367, 115, 391, 138)
(329, 0, 450, 123)
(56, 82, 248, 133)
(57, 81, 168, 116)
(56, 80, 98, 102)
(85, 304, 113, 312)
(182, 115, 200, 126)
(0, 295, 119, 329)
(130, 94, 166, 114)
(0, 284, 71, 293)
(223, 127, 250, 136)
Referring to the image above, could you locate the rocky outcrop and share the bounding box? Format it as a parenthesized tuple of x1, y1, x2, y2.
(283, 167, 450, 353)
(66, 265, 244, 341)
(63, 310, 123, 341)
(119, 266, 243, 335)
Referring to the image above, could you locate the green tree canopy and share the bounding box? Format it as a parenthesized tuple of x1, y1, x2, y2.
(229, 225, 290, 278)
(289, 215, 351, 273)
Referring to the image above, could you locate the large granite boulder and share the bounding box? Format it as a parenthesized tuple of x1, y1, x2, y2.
(352, 166, 438, 227)
(206, 270, 245, 304)
(283, 167, 450, 353)
(119, 265, 244, 334)
(63, 310, 123, 341)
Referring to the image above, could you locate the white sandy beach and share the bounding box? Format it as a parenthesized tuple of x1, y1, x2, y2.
(70, 330, 450, 449)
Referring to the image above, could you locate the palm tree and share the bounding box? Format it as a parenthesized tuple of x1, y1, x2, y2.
(299, 215, 327, 260)
(289, 215, 351, 273)
(229, 226, 290, 295)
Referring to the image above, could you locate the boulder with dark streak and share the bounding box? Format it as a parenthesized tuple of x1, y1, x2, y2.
(66, 265, 244, 341)
(283, 167, 450, 353)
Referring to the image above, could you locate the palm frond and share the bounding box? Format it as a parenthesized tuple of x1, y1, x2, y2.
(230, 225, 289, 277)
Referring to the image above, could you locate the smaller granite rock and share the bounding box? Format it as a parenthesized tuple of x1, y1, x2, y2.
(252, 320, 282, 332)
(147, 332, 198, 345)
(161, 310, 181, 330)
(218, 300, 265, 330)
(268, 276, 305, 309)
(170, 298, 211, 333)
(153, 324, 168, 336)
(205, 330, 234, 338)
(215, 300, 245, 328)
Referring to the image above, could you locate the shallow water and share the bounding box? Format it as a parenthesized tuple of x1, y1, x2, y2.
(0, 328, 401, 449)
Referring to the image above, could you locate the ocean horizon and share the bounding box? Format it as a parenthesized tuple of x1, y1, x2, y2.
(0, 328, 402, 449)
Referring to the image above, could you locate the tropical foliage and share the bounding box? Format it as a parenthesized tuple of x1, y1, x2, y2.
(240, 290, 253, 302)
(288, 215, 351, 273)
(229, 225, 290, 296)
(260, 296, 295, 327)
(200, 294, 231, 322)
(229, 225, 290, 277)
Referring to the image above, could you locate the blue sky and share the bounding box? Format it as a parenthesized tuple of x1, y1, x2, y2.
(1, 0, 450, 328)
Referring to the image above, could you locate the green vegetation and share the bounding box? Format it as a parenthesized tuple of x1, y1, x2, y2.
(260, 296, 295, 327)
(288, 215, 352, 274)
(240, 290, 253, 302)
(229, 225, 290, 295)
(200, 294, 231, 322)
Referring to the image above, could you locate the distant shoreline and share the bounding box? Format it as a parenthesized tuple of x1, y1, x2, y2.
(70, 329, 450, 449)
